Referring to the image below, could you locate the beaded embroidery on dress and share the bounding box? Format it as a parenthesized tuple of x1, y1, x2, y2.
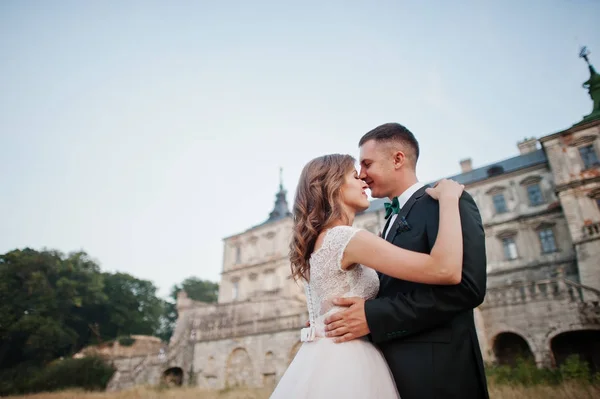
(270, 226, 400, 399)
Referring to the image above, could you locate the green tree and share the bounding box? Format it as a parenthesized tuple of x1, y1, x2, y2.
(96, 272, 164, 341)
(0, 249, 167, 369)
(0, 249, 107, 369)
(0, 248, 172, 395)
(172, 277, 219, 303)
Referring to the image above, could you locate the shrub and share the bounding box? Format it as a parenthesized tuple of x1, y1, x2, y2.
(30, 355, 116, 392)
(559, 354, 592, 383)
(0, 356, 115, 396)
(486, 358, 559, 386)
(117, 336, 136, 346)
(0, 362, 41, 396)
(485, 355, 597, 386)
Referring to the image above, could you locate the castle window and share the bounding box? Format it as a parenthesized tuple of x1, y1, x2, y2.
(579, 145, 599, 169)
(263, 269, 276, 291)
(526, 184, 544, 206)
(493, 193, 508, 214)
(232, 280, 239, 300)
(501, 237, 518, 260)
(538, 228, 557, 253)
(265, 231, 276, 239)
(235, 245, 241, 264)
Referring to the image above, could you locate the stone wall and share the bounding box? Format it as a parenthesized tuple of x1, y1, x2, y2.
(74, 335, 164, 359)
(192, 330, 301, 390)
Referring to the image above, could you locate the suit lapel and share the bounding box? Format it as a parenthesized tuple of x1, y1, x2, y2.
(380, 213, 393, 238)
(386, 185, 429, 243)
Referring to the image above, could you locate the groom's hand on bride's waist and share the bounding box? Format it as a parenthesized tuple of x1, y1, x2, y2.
(323, 297, 369, 343)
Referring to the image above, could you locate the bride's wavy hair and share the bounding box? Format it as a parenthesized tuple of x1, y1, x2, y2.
(289, 154, 356, 282)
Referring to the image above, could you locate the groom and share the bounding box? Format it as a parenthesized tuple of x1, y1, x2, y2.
(324, 123, 489, 398)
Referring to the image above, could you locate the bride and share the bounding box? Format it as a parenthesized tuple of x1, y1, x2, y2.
(269, 154, 465, 399)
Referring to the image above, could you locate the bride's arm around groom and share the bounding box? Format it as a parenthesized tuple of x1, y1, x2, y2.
(325, 191, 486, 343)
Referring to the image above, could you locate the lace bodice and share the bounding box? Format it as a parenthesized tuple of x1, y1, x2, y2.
(302, 226, 379, 340)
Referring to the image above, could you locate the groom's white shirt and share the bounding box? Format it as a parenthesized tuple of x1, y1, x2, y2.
(384, 181, 425, 239)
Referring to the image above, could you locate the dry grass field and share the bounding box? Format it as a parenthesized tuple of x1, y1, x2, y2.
(3, 383, 600, 399)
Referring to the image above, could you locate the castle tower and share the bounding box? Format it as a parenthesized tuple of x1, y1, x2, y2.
(539, 47, 600, 296)
(218, 169, 299, 303)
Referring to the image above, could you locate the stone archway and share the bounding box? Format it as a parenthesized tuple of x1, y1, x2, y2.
(162, 367, 183, 387)
(550, 329, 600, 372)
(225, 348, 254, 388)
(493, 332, 534, 366)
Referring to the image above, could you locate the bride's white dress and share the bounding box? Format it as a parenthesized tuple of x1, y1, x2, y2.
(270, 226, 400, 399)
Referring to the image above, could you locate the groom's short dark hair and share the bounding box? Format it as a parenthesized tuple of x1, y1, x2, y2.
(358, 123, 420, 165)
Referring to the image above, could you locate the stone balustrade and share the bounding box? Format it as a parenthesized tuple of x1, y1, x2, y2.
(191, 312, 306, 342)
(481, 277, 600, 308)
(583, 221, 600, 240)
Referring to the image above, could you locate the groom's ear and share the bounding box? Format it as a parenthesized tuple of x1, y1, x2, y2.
(392, 150, 406, 169)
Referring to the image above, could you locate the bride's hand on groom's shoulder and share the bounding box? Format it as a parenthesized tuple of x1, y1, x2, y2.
(425, 178, 464, 201)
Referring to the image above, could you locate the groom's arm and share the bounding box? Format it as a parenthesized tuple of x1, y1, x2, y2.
(364, 192, 487, 344)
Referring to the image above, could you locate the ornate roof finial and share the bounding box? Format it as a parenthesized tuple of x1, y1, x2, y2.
(279, 167, 283, 190)
(580, 46, 592, 67)
(577, 46, 600, 124)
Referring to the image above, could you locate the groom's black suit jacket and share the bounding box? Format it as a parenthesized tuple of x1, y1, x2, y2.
(364, 186, 489, 399)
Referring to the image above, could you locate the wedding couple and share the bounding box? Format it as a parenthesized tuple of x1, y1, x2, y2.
(270, 123, 489, 399)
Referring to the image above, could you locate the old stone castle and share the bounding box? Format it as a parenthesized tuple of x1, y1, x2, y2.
(105, 55, 600, 391)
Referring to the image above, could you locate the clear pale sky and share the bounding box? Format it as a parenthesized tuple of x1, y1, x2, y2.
(1, 0, 599, 298)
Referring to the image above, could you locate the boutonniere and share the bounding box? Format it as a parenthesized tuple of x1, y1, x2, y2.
(397, 216, 411, 233)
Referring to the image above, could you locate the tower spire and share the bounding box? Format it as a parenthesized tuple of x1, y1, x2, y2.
(279, 167, 283, 190)
(267, 168, 292, 222)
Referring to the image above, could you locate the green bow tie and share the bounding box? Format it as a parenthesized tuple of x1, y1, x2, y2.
(384, 197, 400, 219)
